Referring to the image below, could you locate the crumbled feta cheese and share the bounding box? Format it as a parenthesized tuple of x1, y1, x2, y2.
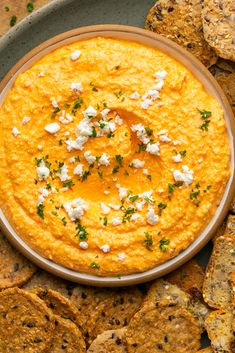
(131, 124, 149, 144)
(12, 127, 19, 137)
(82, 106, 97, 119)
(135, 200, 145, 211)
(157, 129, 168, 135)
(118, 252, 126, 261)
(100, 244, 110, 253)
(100, 202, 111, 215)
(45, 122, 60, 134)
(76, 118, 93, 137)
(141, 98, 152, 110)
(70, 50, 81, 61)
(114, 115, 123, 125)
(71, 82, 82, 94)
(101, 121, 116, 135)
(63, 197, 88, 221)
(146, 207, 159, 225)
(100, 109, 110, 118)
(158, 188, 164, 193)
(143, 168, 149, 175)
(131, 213, 140, 222)
(37, 145, 43, 151)
(99, 153, 110, 166)
(130, 92, 140, 100)
(117, 186, 128, 200)
(173, 140, 181, 146)
(79, 241, 88, 249)
(154, 70, 168, 80)
(36, 161, 50, 181)
(38, 72, 44, 77)
(173, 165, 193, 187)
(73, 164, 83, 176)
(131, 159, 145, 168)
(51, 99, 59, 109)
(59, 112, 73, 125)
(153, 79, 164, 91)
(142, 190, 154, 200)
(104, 190, 110, 195)
(143, 89, 159, 101)
(69, 157, 76, 163)
(159, 134, 171, 142)
(65, 137, 88, 152)
(146, 142, 160, 155)
(112, 217, 121, 226)
(172, 154, 182, 163)
(57, 164, 70, 182)
(22, 117, 30, 125)
(109, 203, 120, 210)
(84, 151, 96, 165)
(197, 158, 203, 163)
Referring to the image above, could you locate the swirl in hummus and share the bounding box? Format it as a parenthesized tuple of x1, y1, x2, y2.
(0, 37, 230, 276)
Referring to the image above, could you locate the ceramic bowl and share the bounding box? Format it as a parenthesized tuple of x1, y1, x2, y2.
(0, 25, 234, 286)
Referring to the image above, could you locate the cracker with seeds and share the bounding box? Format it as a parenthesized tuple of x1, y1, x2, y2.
(0, 287, 55, 353)
(202, 0, 235, 61)
(49, 316, 86, 353)
(0, 232, 36, 290)
(216, 73, 235, 115)
(145, 0, 217, 67)
(230, 197, 235, 213)
(143, 279, 209, 330)
(203, 236, 235, 309)
(86, 287, 143, 345)
(126, 305, 201, 353)
(205, 310, 233, 353)
(32, 287, 81, 327)
(87, 329, 127, 353)
(23, 269, 76, 298)
(165, 259, 205, 297)
(196, 347, 214, 353)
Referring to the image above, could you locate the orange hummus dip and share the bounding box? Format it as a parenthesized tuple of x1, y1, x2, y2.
(0, 37, 230, 276)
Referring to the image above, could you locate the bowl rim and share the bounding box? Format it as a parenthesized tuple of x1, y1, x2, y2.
(0, 24, 234, 287)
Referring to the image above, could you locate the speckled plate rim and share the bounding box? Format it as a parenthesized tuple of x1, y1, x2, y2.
(0, 25, 234, 287)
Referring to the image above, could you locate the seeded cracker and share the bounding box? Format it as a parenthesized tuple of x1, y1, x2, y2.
(49, 316, 86, 353)
(86, 287, 143, 344)
(202, 0, 235, 61)
(126, 305, 201, 353)
(216, 73, 235, 116)
(87, 329, 127, 353)
(0, 232, 36, 290)
(205, 310, 234, 353)
(203, 236, 235, 309)
(196, 347, 213, 353)
(0, 287, 55, 353)
(145, 0, 217, 67)
(165, 259, 205, 297)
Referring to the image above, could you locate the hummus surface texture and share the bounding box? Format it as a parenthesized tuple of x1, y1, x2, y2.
(0, 38, 230, 276)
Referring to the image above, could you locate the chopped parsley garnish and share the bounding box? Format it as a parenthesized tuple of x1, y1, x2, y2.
(45, 182, 51, 190)
(99, 121, 106, 129)
(10, 15, 17, 27)
(64, 103, 71, 107)
(114, 90, 124, 99)
(75, 156, 80, 162)
(61, 217, 67, 226)
(199, 110, 212, 119)
(144, 232, 153, 251)
(37, 204, 45, 219)
(144, 196, 156, 204)
(115, 154, 123, 166)
(51, 107, 60, 119)
(98, 170, 103, 178)
(58, 139, 63, 146)
(90, 127, 97, 137)
(115, 65, 120, 70)
(27, 2, 34, 12)
(107, 131, 115, 138)
(5, 6, 9, 12)
(89, 82, 99, 92)
(147, 175, 152, 181)
(62, 180, 75, 188)
(179, 150, 187, 157)
(129, 195, 139, 202)
(90, 262, 100, 269)
(168, 183, 174, 193)
(195, 182, 200, 189)
(35, 155, 51, 169)
(112, 166, 119, 174)
(145, 127, 153, 136)
(73, 98, 83, 109)
(121, 205, 135, 223)
(75, 220, 88, 240)
(136, 143, 146, 153)
(204, 185, 212, 192)
(81, 170, 90, 181)
(158, 202, 167, 214)
(190, 189, 200, 206)
(159, 239, 170, 252)
(103, 102, 108, 108)
(200, 120, 210, 131)
(124, 170, 129, 176)
(103, 216, 108, 226)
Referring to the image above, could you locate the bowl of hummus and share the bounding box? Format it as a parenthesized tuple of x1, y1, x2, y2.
(0, 25, 234, 286)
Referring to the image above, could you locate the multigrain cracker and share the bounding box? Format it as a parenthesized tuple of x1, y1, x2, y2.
(205, 310, 233, 353)
(87, 329, 127, 353)
(23, 270, 76, 298)
(32, 287, 80, 327)
(0, 232, 36, 290)
(165, 259, 205, 297)
(202, 0, 235, 61)
(143, 279, 209, 330)
(145, 0, 217, 67)
(203, 236, 235, 309)
(216, 73, 235, 115)
(225, 214, 235, 237)
(126, 305, 201, 353)
(86, 287, 142, 344)
(196, 348, 213, 353)
(0, 287, 55, 353)
(48, 316, 86, 353)
(230, 197, 235, 213)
